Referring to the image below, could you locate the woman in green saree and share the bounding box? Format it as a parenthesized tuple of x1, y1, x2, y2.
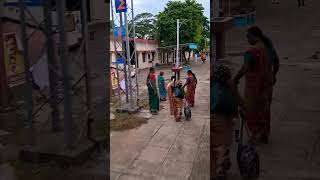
(147, 67, 160, 115)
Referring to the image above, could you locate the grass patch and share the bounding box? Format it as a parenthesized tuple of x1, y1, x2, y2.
(110, 96, 120, 108)
(111, 112, 147, 131)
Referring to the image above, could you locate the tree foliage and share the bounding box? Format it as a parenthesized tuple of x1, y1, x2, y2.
(130, 12, 156, 40)
(155, 0, 209, 48)
(111, 0, 209, 61)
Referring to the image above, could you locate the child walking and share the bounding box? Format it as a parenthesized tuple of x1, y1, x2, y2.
(211, 65, 244, 180)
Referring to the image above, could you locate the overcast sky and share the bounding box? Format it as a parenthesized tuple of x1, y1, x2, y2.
(133, 0, 209, 18)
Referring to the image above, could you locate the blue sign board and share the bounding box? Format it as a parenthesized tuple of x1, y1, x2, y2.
(112, 58, 125, 64)
(4, 0, 43, 6)
(113, 26, 126, 37)
(188, 43, 198, 49)
(182, 65, 191, 73)
(115, 0, 127, 13)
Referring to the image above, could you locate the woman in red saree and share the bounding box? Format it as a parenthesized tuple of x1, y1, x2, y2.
(183, 70, 196, 107)
(234, 27, 279, 144)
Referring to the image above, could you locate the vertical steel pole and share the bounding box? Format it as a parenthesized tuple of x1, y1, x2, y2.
(80, 0, 92, 114)
(212, 0, 215, 18)
(222, 0, 224, 16)
(120, 13, 129, 103)
(111, 0, 122, 107)
(56, 0, 73, 149)
(0, 13, 9, 106)
(19, 0, 35, 145)
(130, 0, 139, 106)
(229, 0, 231, 16)
(124, 12, 133, 108)
(176, 19, 179, 68)
(216, 0, 220, 17)
(44, 0, 60, 132)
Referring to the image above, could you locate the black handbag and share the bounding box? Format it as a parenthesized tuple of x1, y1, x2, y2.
(237, 110, 260, 179)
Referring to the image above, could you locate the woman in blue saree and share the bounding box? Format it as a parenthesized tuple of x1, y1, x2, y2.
(158, 72, 167, 101)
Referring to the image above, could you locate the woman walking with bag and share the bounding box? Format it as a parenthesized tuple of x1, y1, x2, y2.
(234, 27, 278, 144)
(172, 81, 184, 122)
(184, 70, 197, 107)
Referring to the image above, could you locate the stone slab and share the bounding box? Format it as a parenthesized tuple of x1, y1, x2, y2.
(19, 133, 98, 165)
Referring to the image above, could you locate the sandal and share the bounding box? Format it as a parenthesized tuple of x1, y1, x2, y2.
(151, 111, 158, 115)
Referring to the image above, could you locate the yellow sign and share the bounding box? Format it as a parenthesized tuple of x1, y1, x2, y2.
(3, 33, 25, 87)
(111, 70, 119, 89)
(117, 0, 126, 10)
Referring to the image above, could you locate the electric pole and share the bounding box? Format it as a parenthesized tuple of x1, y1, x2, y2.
(176, 19, 180, 68)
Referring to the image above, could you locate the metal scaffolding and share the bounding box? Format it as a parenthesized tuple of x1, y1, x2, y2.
(14, 0, 92, 149)
(110, 0, 139, 110)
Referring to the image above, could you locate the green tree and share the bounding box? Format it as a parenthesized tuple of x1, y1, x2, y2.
(130, 12, 156, 40)
(155, 0, 209, 62)
(111, 13, 156, 39)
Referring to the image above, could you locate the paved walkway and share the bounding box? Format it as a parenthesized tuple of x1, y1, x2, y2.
(110, 60, 210, 180)
(223, 0, 320, 179)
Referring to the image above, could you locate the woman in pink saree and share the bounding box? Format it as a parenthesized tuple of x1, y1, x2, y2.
(166, 76, 176, 115)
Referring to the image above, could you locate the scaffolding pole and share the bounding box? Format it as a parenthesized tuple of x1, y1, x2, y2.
(111, 0, 138, 111)
(120, 13, 129, 103)
(80, 0, 92, 116)
(56, 0, 73, 149)
(131, 0, 139, 107)
(43, 0, 60, 132)
(19, 0, 35, 145)
(124, 11, 133, 108)
(110, 0, 122, 107)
